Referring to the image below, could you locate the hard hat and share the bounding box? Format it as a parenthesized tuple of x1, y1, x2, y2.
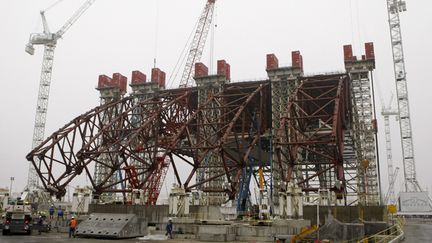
(71, 216, 75, 219)
(168, 218, 172, 221)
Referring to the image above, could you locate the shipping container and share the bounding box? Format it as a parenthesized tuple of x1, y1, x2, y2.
(217, 60, 230, 80)
(226, 63, 231, 81)
(343, 45, 353, 61)
(151, 68, 161, 83)
(159, 71, 166, 87)
(266, 54, 279, 70)
(112, 73, 127, 92)
(299, 54, 304, 71)
(195, 63, 209, 78)
(365, 42, 375, 60)
(217, 60, 227, 75)
(292, 51, 302, 69)
(98, 74, 111, 88)
(131, 70, 146, 85)
(151, 68, 166, 87)
(120, 76, 127, 93)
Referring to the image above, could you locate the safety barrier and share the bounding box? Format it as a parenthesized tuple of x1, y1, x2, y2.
(346, 217, 405, 243)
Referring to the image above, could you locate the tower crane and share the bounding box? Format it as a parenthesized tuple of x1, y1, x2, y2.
(381, 95, 399, 205)
(25, 0, 96, 191)
(384, 167, 399, 205)
(385, 0, 422, 192)
(179, 0, 216, 88)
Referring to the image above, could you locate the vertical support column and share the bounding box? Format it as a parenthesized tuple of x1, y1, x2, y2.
(285, 182, 304, 219)
(266, 52, 303, 214)
(93, 73, 127, 203)
(344, 44, 379, 205)
(169, 186, 190, 217)
(129, 68, 167, 205)
(195, 61, 230, 205)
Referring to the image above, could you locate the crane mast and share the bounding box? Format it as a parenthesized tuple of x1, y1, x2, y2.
(385, 167, 399, 205)
(385, 0, 422, 192)
(25, 0, 96, 191)
(381, 97, 399, 204)
(179, 0, 216, 88)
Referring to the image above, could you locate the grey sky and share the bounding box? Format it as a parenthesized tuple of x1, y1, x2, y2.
(0, 0, 431, 198)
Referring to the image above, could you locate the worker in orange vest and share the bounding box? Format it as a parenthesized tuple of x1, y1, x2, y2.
(69, 216, 77, 238)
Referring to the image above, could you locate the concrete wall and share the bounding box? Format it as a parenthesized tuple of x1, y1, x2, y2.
(303, 205, 386, 225)
(90, 204, 386, 225)
(89, 204, 169, 223)
(89, 204, 224, 223)
(317, 217, 365, 242)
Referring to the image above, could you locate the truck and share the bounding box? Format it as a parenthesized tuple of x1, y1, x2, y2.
(2, 198, 33, 235)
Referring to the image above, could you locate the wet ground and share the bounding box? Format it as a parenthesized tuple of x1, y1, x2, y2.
(402, 218, 432, 242)
(1, 218, 431, 243)
(0, 233, 175, 243)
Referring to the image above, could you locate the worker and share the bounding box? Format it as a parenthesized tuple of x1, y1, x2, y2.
(69, 216, 77, 238)
(37, 216, 44, 235)
(165, 218, 173, 239)
(49, 205, 55, 219)
(57, 206, 64, 221)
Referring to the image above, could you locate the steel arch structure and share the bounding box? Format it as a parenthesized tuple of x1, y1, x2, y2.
(27, 73, 368, 206)
(275, 74, 350, 199)
(26, 89, 193, 201)
(26, 81, 271, 203)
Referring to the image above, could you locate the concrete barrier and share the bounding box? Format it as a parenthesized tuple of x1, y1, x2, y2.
(75, 213, 146, 239)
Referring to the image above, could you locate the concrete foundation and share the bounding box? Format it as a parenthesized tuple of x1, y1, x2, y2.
(303, 205, 387, 225)
(314, 216, 364, 242)
(197, 225, 236, 242)
(75, 213, 146, 238)
(363, 221, 388, 236)
(87, 204, 387, 242)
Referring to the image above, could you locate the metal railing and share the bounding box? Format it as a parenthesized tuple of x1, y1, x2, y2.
(348, 217, 405, 243)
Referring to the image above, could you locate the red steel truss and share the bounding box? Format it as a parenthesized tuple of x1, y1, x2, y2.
(27, 81, 271, 202)
(26, 67, 355, 204)
(275, 74, 350, 197)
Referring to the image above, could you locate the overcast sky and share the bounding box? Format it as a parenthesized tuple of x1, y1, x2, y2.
(0, 0, 431, 200)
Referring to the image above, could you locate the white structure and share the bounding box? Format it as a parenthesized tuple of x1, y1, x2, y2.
(381, 97, 399, 205)
(385, 0, 419, 192)
(385, 0, 432, 213)
(25, 0, 96, 191)
(179, 0, 216, 87)
(278, 182, 303, 219)
(71, 187, 91, 214)
(168, 186, 190, 217)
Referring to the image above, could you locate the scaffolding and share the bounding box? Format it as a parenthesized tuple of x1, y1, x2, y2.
(344, 44, 380, 205)
(93, 74, 126, 202)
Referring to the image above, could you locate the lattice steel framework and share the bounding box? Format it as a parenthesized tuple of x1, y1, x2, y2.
(93, 86, 125, 202)
(267, 67, 302, 205)
(179, 0, 216, 88)
(345, 61, 379, 205)
(27, 45, 55, 190)
(129, 82, 169, 204)
(386, 0, 422, 192)
(27, 63, 379, 207)
(275, 74, 350, 202)
(382, 105, 398, 204)
(195, 75, 227, 205)
(27, 82, 271, 204)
